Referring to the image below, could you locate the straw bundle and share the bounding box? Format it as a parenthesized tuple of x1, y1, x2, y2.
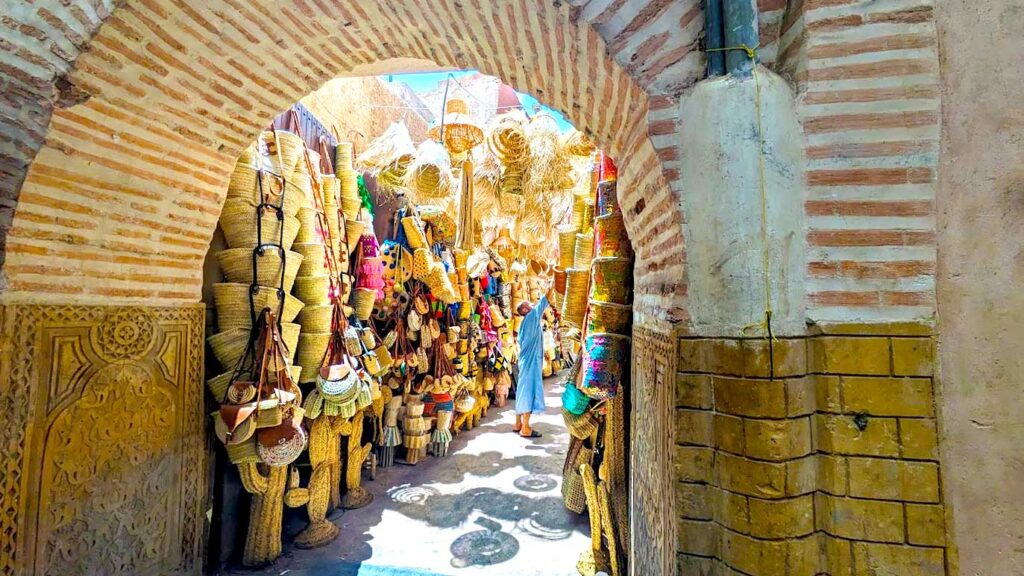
(293, 242, 328, 276)
(219, 199, 301, 251)
(297, 304, 333, 333)
(562, 129, 596, 157)
(213, 283, 304, 330)
(217, 248, 303, 293)
(294, 275, 331, 305)
(487, 112, 530, 167)
(226, 164, 306, 216)
(295, 333, 331, 383)
(355, 123, 415, 172)
(208, 322, 301, 370)
(406, 140, 453, 200)
(574, 231, 595, 269)
(561, 268, 591, 329)
(375, 154, 412, 198)
(351, 287, 377, 320)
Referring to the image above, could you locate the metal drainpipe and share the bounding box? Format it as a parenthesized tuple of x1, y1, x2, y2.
(705, 0, 726, 77)
(723, 0, 759, 77)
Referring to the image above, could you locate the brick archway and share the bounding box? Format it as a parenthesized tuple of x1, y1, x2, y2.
(0, 2, 697, 574)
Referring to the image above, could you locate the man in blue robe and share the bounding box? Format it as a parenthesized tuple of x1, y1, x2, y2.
(514, 290, 550, 438)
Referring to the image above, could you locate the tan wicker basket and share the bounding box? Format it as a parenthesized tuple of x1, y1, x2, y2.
(261, 129, 304, 175)
(561, 268, 591, 329)
(295, 207, 323, 244)
(351, 287, 377, 320)
(219, 199, 301, 251)
(213, 283, 304, 330)
(293, 274, 331, 305)
(558, 228, 578, 269)
(207, 323, 301, 370)
(574, 231, 595, 269)
(295, 332, 331, 383)
(216, 248, 303, 293)
(293, 242, 328, 276)
(207, 364, 302, 401)
(297, 304, 333, 333)
(226, 163, 306, 216)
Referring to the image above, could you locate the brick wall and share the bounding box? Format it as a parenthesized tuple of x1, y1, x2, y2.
(675, 323, 950, 575)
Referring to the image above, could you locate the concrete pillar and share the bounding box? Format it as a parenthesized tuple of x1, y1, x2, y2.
(677, 67, 806, 337)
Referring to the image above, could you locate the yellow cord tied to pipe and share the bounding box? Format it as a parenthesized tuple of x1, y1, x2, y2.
(707, 44, 774, 343)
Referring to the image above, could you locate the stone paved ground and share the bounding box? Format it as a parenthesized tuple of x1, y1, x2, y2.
(228, 375, 589, 576)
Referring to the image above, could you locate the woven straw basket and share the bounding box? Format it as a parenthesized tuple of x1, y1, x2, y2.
(594, 212, 633, 259)
(574, 232, 595, 269)
(295, 333, 331, 383)
(261, 130, 304, 175)
(322, 175, 340, 205)
(297, 304, 333, 333)
(226, 164, 306, 216)
(590, 257, 632, 305)
(213, 283, 304, 331)
(561, 268, 591, 329)
(207, 323, 301, 370)
(217, 248, 303, 293)
(586, 300, 632, 335)
(293, 242, 328, 276)
(345, 218, 367, 252)
(207, 365, 302, 401)
(558, 228, 578, 269)
(352, 287, 377, 320)
(295, 208, 323, 244)
(219, 199, 301, 251)
(293, 274, 331, 305)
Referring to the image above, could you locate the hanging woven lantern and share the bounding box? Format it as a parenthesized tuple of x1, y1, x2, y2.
(428, 98, 484, 155)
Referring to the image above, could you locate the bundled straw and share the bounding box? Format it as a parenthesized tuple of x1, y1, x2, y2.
(355, 122, 416, 172)
(562, 129, 596, 157)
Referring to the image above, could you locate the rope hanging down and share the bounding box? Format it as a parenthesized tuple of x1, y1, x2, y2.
(706, 44, 776, 377)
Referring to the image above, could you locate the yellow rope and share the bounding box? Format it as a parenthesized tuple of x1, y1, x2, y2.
(706, 45, 774, 344)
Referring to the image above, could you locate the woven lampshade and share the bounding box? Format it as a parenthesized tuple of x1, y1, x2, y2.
(428, 98, 484, 155)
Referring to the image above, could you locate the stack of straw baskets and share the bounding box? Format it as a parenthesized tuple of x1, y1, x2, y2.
(208, 129, 310, 396)
(556, 193, 598, 329)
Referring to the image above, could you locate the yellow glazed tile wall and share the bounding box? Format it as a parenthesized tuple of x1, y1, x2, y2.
(674, 323, 951, 575)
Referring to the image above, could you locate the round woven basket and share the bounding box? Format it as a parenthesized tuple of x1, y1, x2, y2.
(207, 365, 302, 401)
(295, 207, 323, 244)
(261, 130, 304, 175)
(219, 199, 301, 251)
(226, 164, 306, 216)
(213, 283, 304, 330)
(352, 287, 377, 320)
(574, 231, 595, 269)
(586, 300, 632, 335)
(208, 322, 301, 370)
(295, 332, 331, 383)
(293, 274, 331, 305)
(558, 228, 578, 269)
(590, 257, 632, 305)
(297, 304, 333, 333)
(293, 242, 328, 276)
(217, 248, 303, 293)
(594, 212, 633, 259)
(561, 268, 591, 329)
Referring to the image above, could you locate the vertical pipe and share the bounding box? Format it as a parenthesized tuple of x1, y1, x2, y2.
(706, 0, 726, 77)
(723, 0, 759, 77)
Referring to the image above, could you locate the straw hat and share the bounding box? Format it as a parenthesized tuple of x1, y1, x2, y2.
(213, 283, 304, 330)
(219, 199, 301, 251)
(428, 98, 484, 155)
(217, 248, 303, 293)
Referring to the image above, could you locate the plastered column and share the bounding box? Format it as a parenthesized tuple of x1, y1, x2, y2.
(678, 67, 806, 337)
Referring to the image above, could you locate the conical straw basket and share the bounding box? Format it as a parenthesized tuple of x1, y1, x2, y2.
(351, 287, 377, 321)
(296, 332, 331, 383)
(219, 199, 301, 251)
(294, 275, 332, 305)
(594, 212, 632, 259)
(213, 283, 304, 330)
(217, 248, 303, 293)
(297, 304, 333, 333)
(293, 242, 328, 276)
(207, 323, 301, 370)
(226, 164, 305, 216)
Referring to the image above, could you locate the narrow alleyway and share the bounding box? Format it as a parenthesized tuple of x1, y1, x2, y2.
(230, 374, 588, 576)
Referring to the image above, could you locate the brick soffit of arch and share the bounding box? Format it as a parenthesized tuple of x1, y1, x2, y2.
(0, 0, 708, 325)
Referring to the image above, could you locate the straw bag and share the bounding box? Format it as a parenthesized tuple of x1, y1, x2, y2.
(562, 407, 599, 440)
(317, 363, 361, 403)
(574, 231, 595, 269)
(402, 214, 428, 250)
(219, 199, 302, 251)
(257, 406, 306, 466)
(381, 240, 413, 284)
(562, 381, 591, 415)
(294, 274, 331, 305)
(579, 333, 631, 400)
(590, 257, 632, 305)
(352, 287, 377, 320)
(586, 301, 632, 335)
(561, 439, 592, 513)
(558, 228, 578, 269)
(412, 248, 434, 280)
(217, 247, 303, 293)
(213, 283, 304, 330)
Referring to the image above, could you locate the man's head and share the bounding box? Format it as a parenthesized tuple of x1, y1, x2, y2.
(517, 301, 532, 316)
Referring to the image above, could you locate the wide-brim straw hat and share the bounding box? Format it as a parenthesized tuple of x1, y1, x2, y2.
(207, 323, 301, 370)
(295, 332, 331, 383)
(217, 248, 303, 293)
(226, 163, 306, 216)
(293, 242, 329, 276)
(213, 283, 304, 331)
(293, 274, 332, 305)
(297, 304, 333, 333)
(220, 199, 301, 251)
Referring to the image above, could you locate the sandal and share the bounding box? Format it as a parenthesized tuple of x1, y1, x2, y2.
(520, 430, 543, 438)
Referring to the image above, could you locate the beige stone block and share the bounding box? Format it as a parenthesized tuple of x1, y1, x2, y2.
(679, 519, 721, 557)
(848, 457, 940, 503)
(743, 416, 812, 461)
(709, 338, 745, 376)
(714, 413, 746, 454)
(742, 337, 808, 377)
(820, 533, 854, 575)
(746, 494, 814, 539)
(722, 531, 818, 576)
(677, 373, 713, 409)
(714, 376, 788, 418)
(715, 488, 750, 534)
(717, 452, 787, 499)
(676, 409, 714, 446)
(815, 414, 900, 457)
(852, 542, 946, 575)
(817, 494, 905, 543)
(899, 418, 940, 460)
(842, 376, 934, 417)
(906, 503, 947, 546)
(678, 338, 711, 372)
(678, 482, 714, 520)
(786, 376, 818, 417)
(817, 375, 843, 413)
(676, 446, 714, 483)
(812, 336, 890, 375)
(818, 454, 849, 495)
(678, 553, 721, 576)
(891, 337, 935, 376)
